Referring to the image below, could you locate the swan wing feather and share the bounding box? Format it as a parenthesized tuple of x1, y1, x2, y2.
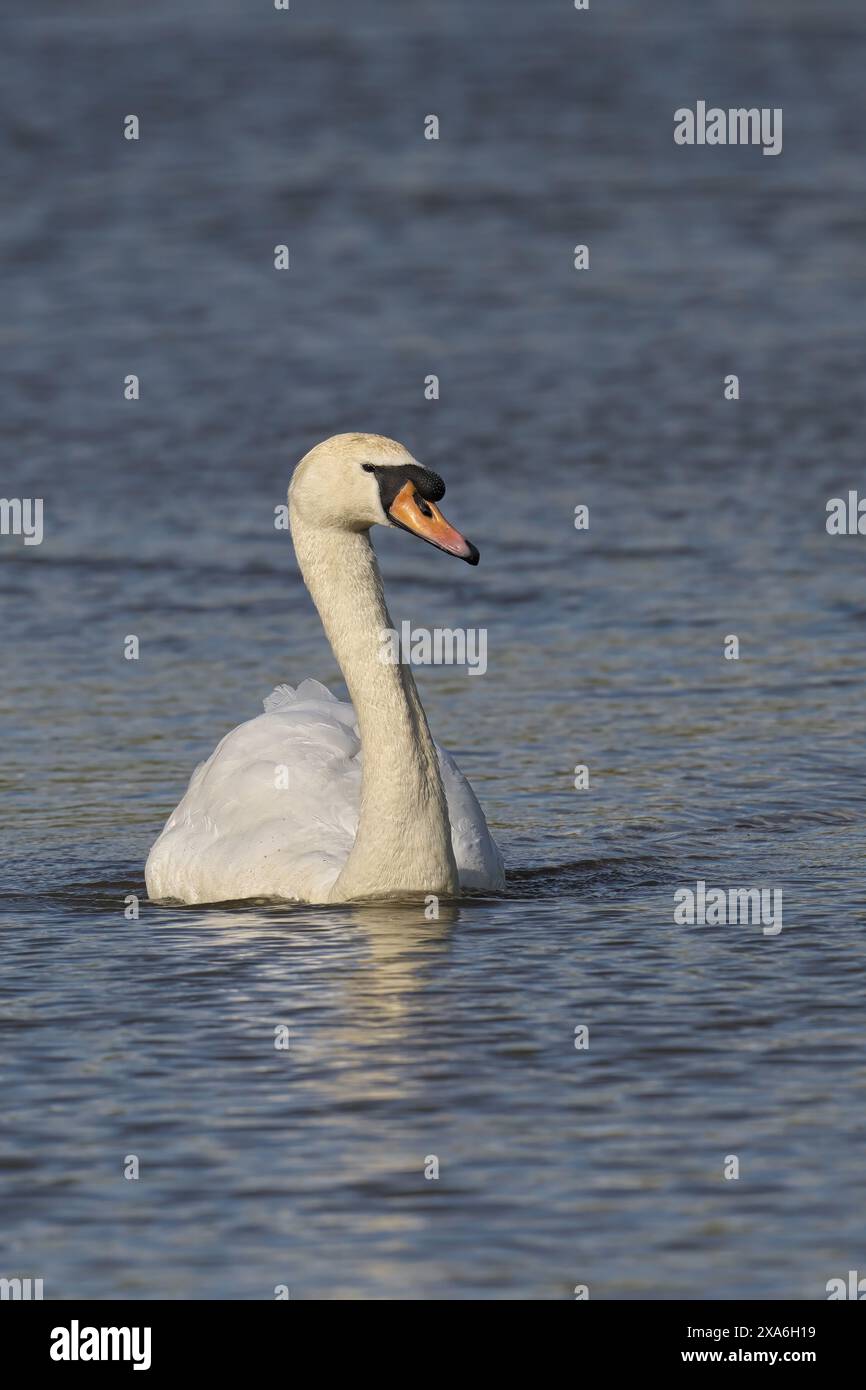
(146, 682, 504, 903)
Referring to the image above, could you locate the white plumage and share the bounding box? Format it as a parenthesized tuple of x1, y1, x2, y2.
(146, 678, 504, 904)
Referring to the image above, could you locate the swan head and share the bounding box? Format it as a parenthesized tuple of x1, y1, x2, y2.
(289, 433, 479, 564)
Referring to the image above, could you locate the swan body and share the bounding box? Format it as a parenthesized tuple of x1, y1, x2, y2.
(145, 678, 503, 904)
(145, 433, 505, 905)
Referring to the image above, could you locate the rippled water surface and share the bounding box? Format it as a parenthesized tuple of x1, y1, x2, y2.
(2, 0, 866, 1298)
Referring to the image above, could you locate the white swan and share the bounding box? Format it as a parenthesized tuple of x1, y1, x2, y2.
(145, 433, 505, 904)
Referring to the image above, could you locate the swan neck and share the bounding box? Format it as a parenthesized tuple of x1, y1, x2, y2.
(290, 516, 457, 899)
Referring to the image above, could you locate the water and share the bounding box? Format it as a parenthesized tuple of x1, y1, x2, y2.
(2, 0, 866, 1299)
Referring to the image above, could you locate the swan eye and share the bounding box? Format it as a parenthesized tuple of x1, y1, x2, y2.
(362, 463, 375, 473)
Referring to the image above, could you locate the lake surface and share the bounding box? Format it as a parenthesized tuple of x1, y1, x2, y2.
(2, 0, 865, 1299)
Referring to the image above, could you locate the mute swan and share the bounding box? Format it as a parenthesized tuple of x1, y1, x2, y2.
(145, 433, 505, 904)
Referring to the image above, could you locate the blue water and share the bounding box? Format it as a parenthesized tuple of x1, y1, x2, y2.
(2, 0, 865, 1299)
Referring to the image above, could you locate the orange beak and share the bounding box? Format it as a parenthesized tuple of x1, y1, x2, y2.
(387, 480, 479, 565)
